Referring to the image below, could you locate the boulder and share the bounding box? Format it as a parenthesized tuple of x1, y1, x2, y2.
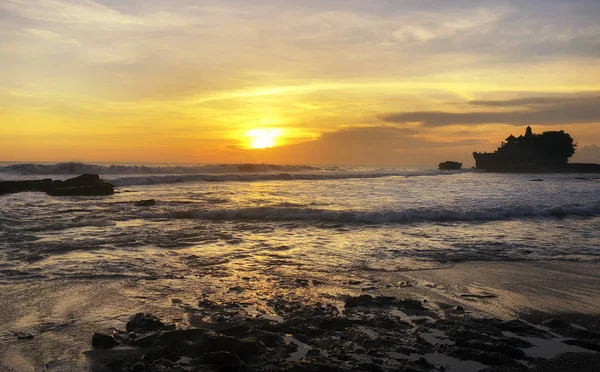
(126, 313, 167, 333)
(47, 174, 114, 196)
(92, 332, 118, 349)
(439, 161, 462, 171)
(195, 351, 244, 366)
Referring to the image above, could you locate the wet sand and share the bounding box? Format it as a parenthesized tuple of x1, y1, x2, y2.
(383, 261, 600, 319)
(1, 260, 599, 371)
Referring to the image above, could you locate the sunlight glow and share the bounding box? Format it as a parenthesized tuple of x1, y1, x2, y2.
(247, 128, 283, 149)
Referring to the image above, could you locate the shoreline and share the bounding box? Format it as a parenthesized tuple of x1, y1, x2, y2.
(1, 260, 599, 371)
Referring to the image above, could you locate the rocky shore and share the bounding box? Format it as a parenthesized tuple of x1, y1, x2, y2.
(0, 174, 114, 196)
(89, 294, 600, 372)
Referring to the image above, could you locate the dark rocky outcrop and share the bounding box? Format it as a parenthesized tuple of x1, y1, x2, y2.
(0, 174, 114, 196)
(0, 179, 53, 195)
(91, 297, 600, 372)
(473, 126, 600, 173)
(438, 161, 462, 171)
(47, 174, 114, 196)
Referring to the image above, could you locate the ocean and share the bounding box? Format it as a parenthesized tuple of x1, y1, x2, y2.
(1, 162, 599, 284)
(2, 162, 600, 371)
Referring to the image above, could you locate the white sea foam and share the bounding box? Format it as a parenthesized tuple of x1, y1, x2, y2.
(110, 171, 442, 186)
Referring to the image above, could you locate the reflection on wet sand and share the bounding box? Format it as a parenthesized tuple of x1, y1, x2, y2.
(1, 261, 599, 371)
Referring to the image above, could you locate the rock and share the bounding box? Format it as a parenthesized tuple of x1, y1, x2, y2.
(253, 330, 284, 347)
(398, 299, 425, 311)
(438, 161, 462, 171)
(157, 329, 264, 362)
(295, 279, 310, 287)
(450, 348, 514, 366)
(195, 351, 244, 366)
(201, 333, 264, 362)
(47, 174, 114, 196)
(344, 295, 398, 308)
(562, 339, 600, 352)
(141, 345, 180, 362)
(407, 357, 436, 370)
(529, 179, 544, 182)
(126, 313, 167, 333)
(134, 199, 156, 207)
(319, 318, 354, 331)
(496, 319, 549, 337)
(15, 332, 34, 340)
(0, 179, 53, 195)
(130, 331, 163, 348)
(92, 332, 118, 349)
(228, 286, 244, 293)
(540, 318, 570, 329)
(344, 295, 424, 311)
(359, 362, 384, 372)
(344, 295, 377, 308)
(156, 329, 207, 355)
(1, 174, 115, 197)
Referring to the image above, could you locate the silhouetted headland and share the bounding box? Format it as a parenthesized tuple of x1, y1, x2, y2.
(474, 126, 600, 172)
(0, 174, 114, 196)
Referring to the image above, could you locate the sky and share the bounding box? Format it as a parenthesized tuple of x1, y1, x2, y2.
(1, 0, 600, 166)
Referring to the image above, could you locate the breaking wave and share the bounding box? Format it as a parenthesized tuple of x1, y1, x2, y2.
(0, 162, 465, 185)
(149, 202, 600, 224)
(111, 171, 435, 186)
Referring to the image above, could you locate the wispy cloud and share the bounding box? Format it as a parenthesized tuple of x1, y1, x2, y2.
(382, 95, 600, 127)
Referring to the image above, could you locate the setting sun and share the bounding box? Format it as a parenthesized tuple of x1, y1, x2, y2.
(247, 128, 282, 149)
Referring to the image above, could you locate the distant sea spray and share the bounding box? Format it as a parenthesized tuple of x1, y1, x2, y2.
(0, 162, 324, 175)
(0, 162, 459, 186)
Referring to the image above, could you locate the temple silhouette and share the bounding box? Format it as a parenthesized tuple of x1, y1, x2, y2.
(472, 126, 597, 172)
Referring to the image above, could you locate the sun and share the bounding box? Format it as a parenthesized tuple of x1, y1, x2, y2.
(246, 128, 282, 149)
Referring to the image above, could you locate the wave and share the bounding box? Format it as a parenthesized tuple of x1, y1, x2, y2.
(111, 171, 439, 186)
(0, 162, 468, 186)
(146, 202, 600, 224)
(0, 162, 326, 175)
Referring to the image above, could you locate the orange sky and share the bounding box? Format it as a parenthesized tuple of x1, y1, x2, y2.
(1, 0, 600, 166)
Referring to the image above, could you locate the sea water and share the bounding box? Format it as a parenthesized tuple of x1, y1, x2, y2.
(1, 163, 599, 284)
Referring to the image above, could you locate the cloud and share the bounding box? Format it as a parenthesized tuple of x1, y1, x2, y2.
(382, 94, 600, 127)
(0, 0, 197, 29)
(1, 1, 600, 164)
(390, 7, 509, 44)
(468, 96, 593, 107)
